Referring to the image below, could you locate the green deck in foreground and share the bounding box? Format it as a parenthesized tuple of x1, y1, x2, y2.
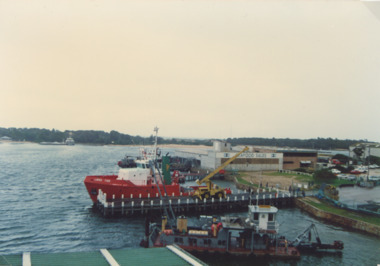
(0, 246, 206, 266)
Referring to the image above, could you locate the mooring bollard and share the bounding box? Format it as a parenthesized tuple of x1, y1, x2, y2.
(148, 193, 150, 198)
(131, 194, 133, 199)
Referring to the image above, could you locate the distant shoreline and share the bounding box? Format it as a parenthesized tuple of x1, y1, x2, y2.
(0, 140, 212, 150)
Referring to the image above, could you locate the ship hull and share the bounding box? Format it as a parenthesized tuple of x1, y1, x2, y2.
(149, 227, 300, 259)
(84, 175, 186, 203)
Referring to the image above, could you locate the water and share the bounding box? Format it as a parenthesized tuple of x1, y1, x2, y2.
(338, 186, 380, 206)
(0, 143, 379, 265)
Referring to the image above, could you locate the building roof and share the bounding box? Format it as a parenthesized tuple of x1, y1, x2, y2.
(0, 246, 206, 266)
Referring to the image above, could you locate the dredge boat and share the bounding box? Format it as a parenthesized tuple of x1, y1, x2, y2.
(145, 205, 301, 258)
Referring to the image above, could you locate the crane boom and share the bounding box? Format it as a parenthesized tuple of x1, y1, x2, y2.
(192, 146, 249, 200)
(196, 146, 249, 186)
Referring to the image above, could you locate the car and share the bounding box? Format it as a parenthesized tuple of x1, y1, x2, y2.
(331, 169, 341, 174)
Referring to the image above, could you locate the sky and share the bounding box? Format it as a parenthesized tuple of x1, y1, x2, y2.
(1, 0, 380, 142)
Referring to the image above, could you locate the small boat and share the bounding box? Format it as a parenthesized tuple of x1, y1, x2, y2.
(65, 137, 75, 145)
(144, 205, 301, 258)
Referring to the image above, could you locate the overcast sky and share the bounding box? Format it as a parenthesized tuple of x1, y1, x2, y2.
(1, 0, 380, 142)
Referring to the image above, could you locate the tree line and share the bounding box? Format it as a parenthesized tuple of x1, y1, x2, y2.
(226, 137, 366, 150)
(0, 127, 369, 149)
(0, 127, 212, 146)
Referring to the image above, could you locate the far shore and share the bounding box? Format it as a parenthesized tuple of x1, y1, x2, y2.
(0, 140, 213, 150)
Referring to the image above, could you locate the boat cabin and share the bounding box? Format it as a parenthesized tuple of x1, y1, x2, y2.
(247, 205, 279, 233)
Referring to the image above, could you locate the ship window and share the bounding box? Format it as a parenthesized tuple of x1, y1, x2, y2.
(218, 240, 226, 246)
(204, 239, 211, 245)
(254, 213, 259, 221)
(268, 214, 274, 221)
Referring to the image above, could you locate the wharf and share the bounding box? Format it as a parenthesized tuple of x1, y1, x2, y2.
(0, 245, 206, 266)
(95, 190, 301, 217)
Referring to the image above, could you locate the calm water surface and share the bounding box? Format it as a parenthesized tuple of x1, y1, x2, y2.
(0, 143, 379, 265)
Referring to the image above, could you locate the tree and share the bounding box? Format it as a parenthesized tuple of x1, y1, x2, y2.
(314, 169, 336, 182)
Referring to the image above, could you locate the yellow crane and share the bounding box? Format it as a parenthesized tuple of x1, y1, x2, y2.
(193, 146, 249, 200)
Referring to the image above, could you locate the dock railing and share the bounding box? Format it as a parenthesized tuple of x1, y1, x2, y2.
(95, 189, 302, 217)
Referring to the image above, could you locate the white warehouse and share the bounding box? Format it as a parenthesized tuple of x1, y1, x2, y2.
(174, 141, 283, 172)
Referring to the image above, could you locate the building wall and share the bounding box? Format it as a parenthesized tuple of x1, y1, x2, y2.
(200, 151, 219, 169)
(282, 153, 317, 170)
(349, 144, 380, 159)
(201, 151, 283, 171)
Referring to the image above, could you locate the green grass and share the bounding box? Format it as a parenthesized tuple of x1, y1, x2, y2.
(263, 171, 358, 187)
(236, 176, 253, 186)
(235, 171, 358, 191)
(304, 199, 380, 226)
(263, 171, 313, 182)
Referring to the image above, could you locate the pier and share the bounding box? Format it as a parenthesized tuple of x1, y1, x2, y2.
(95, 189, 304, 217)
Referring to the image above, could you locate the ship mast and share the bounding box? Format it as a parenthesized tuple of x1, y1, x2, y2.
(153, 126, 159, 161)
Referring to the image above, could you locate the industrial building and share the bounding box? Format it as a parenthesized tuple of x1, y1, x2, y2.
(174, 141, 283, 172)
(173, 141, 325, 172)
(278, 149, 318, 170)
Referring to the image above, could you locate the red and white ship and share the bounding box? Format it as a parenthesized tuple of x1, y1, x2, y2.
(84, 127, 191, 204)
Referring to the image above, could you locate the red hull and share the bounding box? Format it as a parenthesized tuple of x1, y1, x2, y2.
(84, 175, 188, 203)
